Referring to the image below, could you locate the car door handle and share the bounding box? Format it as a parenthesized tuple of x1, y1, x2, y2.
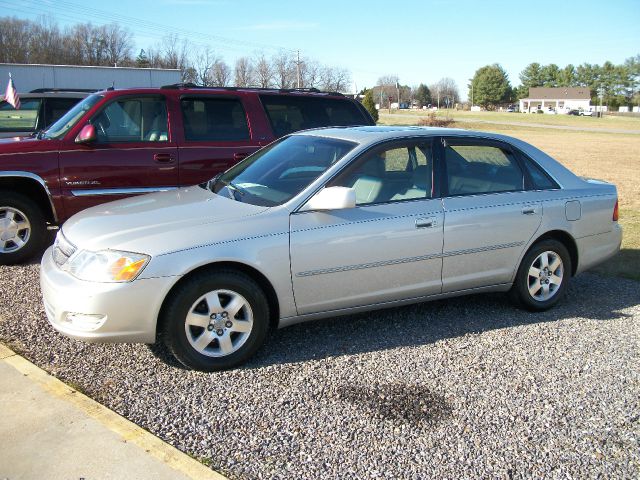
(153, 153, 175, 163)
(233, 152, 248, 161)
(522, 206, 538, 215)
(415, 217, 437, 229)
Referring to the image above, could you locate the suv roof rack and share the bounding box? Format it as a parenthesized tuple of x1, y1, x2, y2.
(29, 88, 97, 93)
(160, 83, 344, 97)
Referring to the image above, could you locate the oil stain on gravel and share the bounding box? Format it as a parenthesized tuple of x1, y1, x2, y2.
(337, 383, 451, 426)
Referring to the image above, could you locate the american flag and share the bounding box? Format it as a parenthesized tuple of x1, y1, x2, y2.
(5, 73, 20, 110)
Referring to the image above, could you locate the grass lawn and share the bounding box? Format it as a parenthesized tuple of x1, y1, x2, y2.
(379, 111, 640, 280)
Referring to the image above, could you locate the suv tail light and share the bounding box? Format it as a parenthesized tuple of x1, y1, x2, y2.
(613, 200, 619, 221)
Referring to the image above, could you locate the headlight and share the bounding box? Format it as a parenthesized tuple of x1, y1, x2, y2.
(63, 249, 150, 283)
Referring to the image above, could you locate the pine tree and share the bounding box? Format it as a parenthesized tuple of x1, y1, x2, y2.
(362, 89, 378, 122)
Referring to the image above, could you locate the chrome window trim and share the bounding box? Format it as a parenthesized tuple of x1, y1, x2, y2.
(0, 171, 59, 222)
(70, 186, 177, 197)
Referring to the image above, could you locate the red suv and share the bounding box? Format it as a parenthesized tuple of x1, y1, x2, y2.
(0, 84, 374, 263)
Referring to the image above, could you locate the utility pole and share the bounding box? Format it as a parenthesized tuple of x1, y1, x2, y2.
(296, 50, 301, 88)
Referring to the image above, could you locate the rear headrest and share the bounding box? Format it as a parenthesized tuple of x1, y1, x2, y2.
(360, 155, 385, 177)
(413, 165, 430, 190)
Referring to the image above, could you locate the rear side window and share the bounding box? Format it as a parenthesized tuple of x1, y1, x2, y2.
(521, 156, 559, 190)
(0, 98, 41, 132)
(260, 95, 369, 138)
(181, 97, 249, 141)
(444, 143, 524, 196)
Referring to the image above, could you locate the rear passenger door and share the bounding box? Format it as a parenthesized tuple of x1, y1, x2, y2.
(439, 137, 542, 293)
(177, 95, 261, 186)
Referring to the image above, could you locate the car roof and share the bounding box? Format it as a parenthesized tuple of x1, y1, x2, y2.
(292, 125, 511, 145)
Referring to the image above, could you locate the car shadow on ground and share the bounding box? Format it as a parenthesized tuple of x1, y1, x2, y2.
(241, 273, 638, 370)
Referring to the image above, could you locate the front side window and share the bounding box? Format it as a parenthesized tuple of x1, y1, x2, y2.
(444, 142, 524, 196)
(91, 96, 168, 143)
(0, 98, 41, 132)
(44, 94, 102, 139)
(44, 97, 83, 128)
(260, 95, 368, 138)
(181, 97, 249, 141)
(209, 135, 356, 207)
(330, 142, 433, 205)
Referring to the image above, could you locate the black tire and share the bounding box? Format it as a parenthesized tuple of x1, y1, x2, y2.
(161, 269, 270, 371)
(510, 239, 572, 311)
(0, 190, 48, 265)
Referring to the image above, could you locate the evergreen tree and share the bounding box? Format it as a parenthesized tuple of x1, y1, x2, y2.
(470, 64, 512, 109)
(136, 49, 150, 68)
(414, 83, 432, 107)
(362, 89, 378, 122)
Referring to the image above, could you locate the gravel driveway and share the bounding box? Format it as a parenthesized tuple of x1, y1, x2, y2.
(1, 261, 638, 479)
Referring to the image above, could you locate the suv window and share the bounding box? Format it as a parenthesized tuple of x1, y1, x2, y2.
(260, 95, 368, 137)
(330, 142, 433, 205)
(444, 142, 524, 196)
(0, 98, 41, 132)
(181, 97, 249, 141)
(44, 98, 83, 128)
(92, 96, 168, 143)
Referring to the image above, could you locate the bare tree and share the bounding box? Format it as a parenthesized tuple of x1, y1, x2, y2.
(302, 60, 322, 88)
(253, 53, 273, 88)
(211, 59, 231, 87)
(234, 57, 254, 87)
(272, 51, 294, 89)
(0, 17, 34, 63)
(429, 77, 460, 107)
(192, 47, 219, 86)
(103, 23, 133, 66)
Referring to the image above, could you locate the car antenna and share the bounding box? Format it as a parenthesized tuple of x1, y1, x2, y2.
(107, 81, 115, 91)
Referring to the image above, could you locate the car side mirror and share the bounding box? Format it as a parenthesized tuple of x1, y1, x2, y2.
(300, 186, 356, 212)
(75, 124, 96, 144)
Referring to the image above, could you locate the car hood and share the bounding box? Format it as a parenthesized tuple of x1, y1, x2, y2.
(61, 186, 270, 255)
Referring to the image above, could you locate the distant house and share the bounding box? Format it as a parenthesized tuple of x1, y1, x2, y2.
(519, 87, 591, 113)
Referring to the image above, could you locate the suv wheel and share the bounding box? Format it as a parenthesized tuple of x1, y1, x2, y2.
(161, 270, 270, 371)
(0, 191, 47, 265)
(510, 239, 571, 311)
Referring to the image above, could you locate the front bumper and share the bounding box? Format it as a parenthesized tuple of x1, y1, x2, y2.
(40, 246, 179, 343)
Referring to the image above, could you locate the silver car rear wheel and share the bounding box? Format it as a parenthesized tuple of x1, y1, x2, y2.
(511, 239, 571, 311)
(184, 289, 254, 358)
(527, 250, 564, 301)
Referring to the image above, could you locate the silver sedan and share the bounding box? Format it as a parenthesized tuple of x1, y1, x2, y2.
(40, 127, 622, 371)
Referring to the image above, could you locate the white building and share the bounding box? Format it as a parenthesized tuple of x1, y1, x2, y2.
(519, 87, 591, 114)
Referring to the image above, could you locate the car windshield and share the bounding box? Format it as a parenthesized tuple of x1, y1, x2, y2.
(208, 135, 356, 207)
(43, 94, 103, 139)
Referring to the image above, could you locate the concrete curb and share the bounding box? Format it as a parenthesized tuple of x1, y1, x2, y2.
(0, 343, 228, 480)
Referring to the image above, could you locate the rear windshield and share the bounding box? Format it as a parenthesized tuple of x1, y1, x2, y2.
(0, 98, 41, 132)
(260, 95, 371, 138)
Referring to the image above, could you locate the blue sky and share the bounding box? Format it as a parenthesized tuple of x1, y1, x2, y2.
(3, 0, 639, 99)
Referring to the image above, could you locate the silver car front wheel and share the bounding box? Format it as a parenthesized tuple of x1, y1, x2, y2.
(162, 269, 270, 371)
(184, 289, 254, 357)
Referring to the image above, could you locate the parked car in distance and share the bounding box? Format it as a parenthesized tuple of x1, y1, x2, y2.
(567, 109, 580, 116)
(0, 84, 375, 264)
(41, 126, 622, 371)
(579, 108, 594, 116)
(0, 89, 91, 138)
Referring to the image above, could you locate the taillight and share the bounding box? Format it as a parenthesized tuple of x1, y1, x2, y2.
(613, 200, 619, 221)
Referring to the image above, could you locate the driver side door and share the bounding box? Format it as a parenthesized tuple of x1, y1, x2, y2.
(289, 140, 444, 315)
(59, 95, 178, 217)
